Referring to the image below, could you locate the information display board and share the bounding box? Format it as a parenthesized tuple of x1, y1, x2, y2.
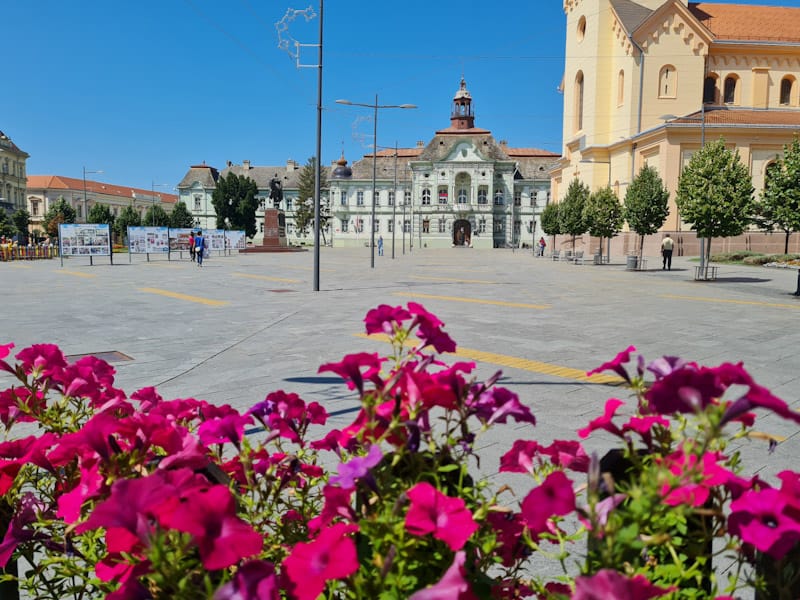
(168, 228, 195, 251)
(225, 230, 247, 250)
(59, 224, 111, 256)
(128, 227, 170, 254)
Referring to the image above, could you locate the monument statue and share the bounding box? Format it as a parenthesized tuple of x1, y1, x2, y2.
(269, 175, 283, 209)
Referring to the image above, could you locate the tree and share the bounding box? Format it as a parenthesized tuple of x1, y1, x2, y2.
(87, 203, 115, 227)
(43, 197, 76, 237)
(559, 179, 589, 252)
(11, 209, 30, 242)
(142, 204, 169, 227)
(212, 172, 258, 238)
(295, 157, 330, 242)
(583, 187, 623, 262)
(676, 139, 754, 276)
(624, 165, 669, 258)
(114, 204, 141, 241)
(540, 202, 561, 250)
(756, 138, 800, 254)
(0, 210, 14, 237)
(169, 201, 196, 229)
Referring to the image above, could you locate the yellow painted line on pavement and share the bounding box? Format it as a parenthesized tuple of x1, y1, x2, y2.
(138, 287, 229, 306)
(233, 272, 301, 284)
(410, 275, 498, 284)
(58, 270, 97, 279)
(662, 294, 800, 310)
(393, 292, 550, 310)
(355, 333, 621, 385)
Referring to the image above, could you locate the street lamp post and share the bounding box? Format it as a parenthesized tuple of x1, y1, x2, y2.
(336, 96, 416, 268)
(83, 167, 103, 224)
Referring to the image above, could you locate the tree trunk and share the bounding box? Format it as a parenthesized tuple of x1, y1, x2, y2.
(572, 235, 576, 253)
(785, 230, 791, 255)
(638, 234, 644, 259)
(704, 238, 713, 279)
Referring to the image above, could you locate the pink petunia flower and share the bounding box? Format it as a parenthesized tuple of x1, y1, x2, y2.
(405, 482, 479, 551)
(318, 352, 385, 394)
(499, 440, 543, 474)
(198, 412, 253, 448)
(573, 569, 674, 599)
(408, 302, 457, 353)
(15, 343, 68, 383)
(486, 512, 526, 567)
(519, 471, 576, 537)
(409, 551, 478, 599)
(644, 365, 726, 415)
(728, 486, 800, 559)
(213, 560, 279, 600)
(283, 523, 359, 600)
(329, 444, 383, 489)
(577, 398, 625, 439)
(364, 304, 411, 335)
(586, 346, 636, 382)
(541, 440, 590, 473)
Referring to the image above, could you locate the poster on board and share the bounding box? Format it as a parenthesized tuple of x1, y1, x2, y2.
(128, 227, 170, 254)
(225, 230, 247, 249)
(206, 229, 226, 251)
(59, 224, 111, 256)
(169, 228, 195, 251)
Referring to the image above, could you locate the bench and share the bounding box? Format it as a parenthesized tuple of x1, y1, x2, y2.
(551, 250, 560, 261)
(573, 250, 585, 265)
(560, 250, 573, 262)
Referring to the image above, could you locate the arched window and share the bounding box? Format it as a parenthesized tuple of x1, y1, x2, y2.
(577, 16, 586, 42)
(421, 188, 431, 205)
(724, 75, 738, 104)
(659, 65, 676, 98)
(703, 75, 719, 104)
(617, 70, 625, 106)
(780, 77, 794, 106)
(574, 71, 584, 132)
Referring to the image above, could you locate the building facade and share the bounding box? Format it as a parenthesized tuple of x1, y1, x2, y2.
(0, 131, 29, 216)
(178, 80, 558, 249)
(552, 0, 800, 232)
(26, 175, 178, 234)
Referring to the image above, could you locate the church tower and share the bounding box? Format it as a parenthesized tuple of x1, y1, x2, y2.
(450, 77, 475, 130)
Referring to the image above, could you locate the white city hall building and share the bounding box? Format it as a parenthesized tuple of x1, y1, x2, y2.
(177, 80, 558, 249)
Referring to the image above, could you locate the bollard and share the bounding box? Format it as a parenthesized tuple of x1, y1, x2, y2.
(794, 268, 800, 296)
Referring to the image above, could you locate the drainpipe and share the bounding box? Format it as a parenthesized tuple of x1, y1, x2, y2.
(629, 35, 645, 135)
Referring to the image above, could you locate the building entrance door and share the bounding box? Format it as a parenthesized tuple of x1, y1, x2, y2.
(453, 219, 471, 246)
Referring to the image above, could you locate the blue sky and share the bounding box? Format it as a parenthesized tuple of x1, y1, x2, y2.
(5, 0, 800, 192)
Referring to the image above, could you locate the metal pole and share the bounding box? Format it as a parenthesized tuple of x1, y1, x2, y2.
(371, 93, 378, 269)
(313, 0, 323, 291)
(402, 195, 406, 255)
(392, 141, 397, 259)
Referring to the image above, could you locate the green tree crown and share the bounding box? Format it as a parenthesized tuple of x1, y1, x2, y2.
(212, 172, 259, 238)
(757, 136, 800, 254)
(624, 165, 670, 237)
(169, 201, 197, 229)
(114, 204, 142, 240)
(43, 197, 77, 237)
(583, 187, 623, 239)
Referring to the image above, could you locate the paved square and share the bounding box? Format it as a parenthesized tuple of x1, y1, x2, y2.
(2, 248, 799, 484)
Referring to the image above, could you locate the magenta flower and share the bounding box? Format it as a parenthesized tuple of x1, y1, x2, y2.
(621, 415, 670, 447)
(0, 434, 56, 495)
(15, 343, 68, 383)
(330, 444, 383, 489)
(56, 462, 104, 523)
(586, 345, 636, 382)
(647, 355, 688, 379)
(213, 560, 279, 600)
(162, 484, 263, 570)
(364, 304, 411, 335)
(486, 512, 526, 567)
(573, 569, 674, 599)
(283, 523, 359, 600)
(409, 551, 478, 599)
(645, 365, 726, 415)
(308, 485, 356, 534)
(405, 482, 478, 551)
(658, 450, 735, 507)
(728, 486, 800, 559)
(519, 471, 576, 537)
(198, 412, 253, 447)
(722, 382, 800, 426)
(499, 440, 543, 474)
(0, 493, 47, 567)
(577, 398, 625, 439)
(408, 302, 457, 353)
(472, 387, 536, 426)
(541, 440, 590, 473)
(0, 342, 13, 360)
(318, 352, 384, 394)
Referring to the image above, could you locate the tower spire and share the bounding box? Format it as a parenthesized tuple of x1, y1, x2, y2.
(450, 77, 475, 130)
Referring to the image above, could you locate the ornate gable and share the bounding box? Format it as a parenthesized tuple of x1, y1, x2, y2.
(632, 0, 712, 56)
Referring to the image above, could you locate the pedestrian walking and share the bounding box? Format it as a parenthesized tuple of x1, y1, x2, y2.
(661, 234, 674, 270)
(189, 232, 196, 262)
(195, 231, 206, 267)
(377, 235, 384, 256)
(538, 237, 547, 257)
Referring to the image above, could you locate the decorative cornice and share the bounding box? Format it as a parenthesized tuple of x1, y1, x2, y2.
(612, 14, 636, 56)
(564, 0, 583, 15)
(639, 12, 706, 55)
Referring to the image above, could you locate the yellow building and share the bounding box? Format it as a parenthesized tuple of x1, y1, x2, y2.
(552, 0, 800, 236)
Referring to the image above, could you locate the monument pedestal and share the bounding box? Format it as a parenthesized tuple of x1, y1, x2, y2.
(262, 208, 287, 248)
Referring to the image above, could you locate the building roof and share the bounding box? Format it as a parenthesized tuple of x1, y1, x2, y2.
(26, 175, 179, 204)
(689, 2, 800, 43)
(671, 107, 800, 126)
(176, 163, 220, 188)
(610, 0, 654, 34)
(219, 162, 332, 190)
(0, 131, 29, 158)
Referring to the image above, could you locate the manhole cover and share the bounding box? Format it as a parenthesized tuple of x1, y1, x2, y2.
(65, 351, 134, 363)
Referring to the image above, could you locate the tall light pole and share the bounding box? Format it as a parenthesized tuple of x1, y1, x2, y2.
(83, 167, 103, 223)
(151, 182, 171, 226)
(336, 96, 416, 268)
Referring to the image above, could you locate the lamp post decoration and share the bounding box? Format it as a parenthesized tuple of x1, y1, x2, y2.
(336, 96, 416, 268)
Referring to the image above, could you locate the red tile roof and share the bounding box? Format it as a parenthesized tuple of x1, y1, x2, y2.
(690, 2, 800, 43)
(26, 175, 178, 204)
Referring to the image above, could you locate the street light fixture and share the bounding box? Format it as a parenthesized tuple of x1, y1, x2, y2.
(83, 167, 104, 223)
(336, 96, 416, 268)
